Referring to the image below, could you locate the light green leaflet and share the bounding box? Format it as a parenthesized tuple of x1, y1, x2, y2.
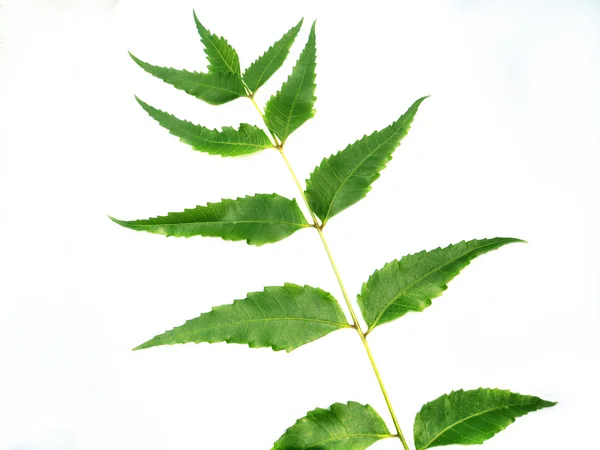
(129, 53, 246, 105)
(135, 283, 350, 352)
(243, 19, 304, 93)
(414, 388, 556, 450)
(109, 194, 310, 246)
(264, 22, 317, 143)
(135, 97, 273, 157)
(306, 97, 426, 224)
(273, 402, 391, 449)
(193, 11, 241, 76)
(358, 238, 524, 332)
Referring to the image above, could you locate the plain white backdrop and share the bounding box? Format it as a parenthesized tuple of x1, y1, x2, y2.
(1, 0, 599, 449)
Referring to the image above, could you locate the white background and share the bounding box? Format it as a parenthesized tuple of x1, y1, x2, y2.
(1, 0, 599, 449)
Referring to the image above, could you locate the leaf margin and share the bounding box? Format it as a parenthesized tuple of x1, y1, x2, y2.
(133, 282, 351, 353)
(413, 387, 557, 450)
(359, 237, 526, 333)
(109, 193, 311, 246)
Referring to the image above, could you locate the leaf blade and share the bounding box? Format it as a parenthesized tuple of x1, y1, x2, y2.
(129, 52, 246, 105)
(359, 238, 524, 331)
(135, 97, 274, 157)
(109, 194, 310, 246)
(414, 388, 556, 450)
(264, 22, 317, 143)
(306, 97, 426, 224)
(135, 283, 349, 352)
(243, 19, 304, 93)
(193, 11, 241, 75)
(273, 401, 391, 449)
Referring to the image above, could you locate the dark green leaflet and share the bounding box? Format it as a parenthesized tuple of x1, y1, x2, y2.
(135, 97, 273, 157)
(358, 238, 523, 332)
(193, 11, 241, 75)
(135, 283, 350, 352)
(243, 19, 304, 92)
(305, 97, 426, 224)
(264, 22, 317, 143)
(109, 194, 310, 246)
(414, 388, 556, 449)
(273, 402, 391, 449)
(129, 52, 246, 105)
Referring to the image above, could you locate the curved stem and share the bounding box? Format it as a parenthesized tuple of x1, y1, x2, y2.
(247, 94, 411, 450)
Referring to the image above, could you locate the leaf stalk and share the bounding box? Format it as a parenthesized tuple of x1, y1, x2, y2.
(247, 92, 411, 450)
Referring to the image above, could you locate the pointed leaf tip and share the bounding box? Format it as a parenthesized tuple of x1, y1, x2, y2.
(108, 215, 127, 227)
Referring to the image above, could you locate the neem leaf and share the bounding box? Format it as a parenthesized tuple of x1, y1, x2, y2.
(414, 388, 556, 450)
(135, 283, 350, 352)
(129, 52, 246, 105)
(193, 11, 241, 75)
(359, 238, 524, 332)
(305, 97, 426, 224)
(243, 19, 304, 93)
(109, 194, 310, 246)
(264, 22, 317, 143)
(135, 97, 274, 157)
(273, 401, 391, 449)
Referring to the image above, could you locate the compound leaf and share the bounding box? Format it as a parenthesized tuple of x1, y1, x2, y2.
(414, 388, 556, 450)
(135, 283, 350, 352)
(306, 97, 426, 224)
(273, 401, 391, 449)
(109, 194, 309, 246)
(193, 11, 241, 75)
(264, 22, 317, 143)
(359, 238, 523, 332)
(136, 97, 274, 157)
(243, 19, 304, 93)
(129, 52, 246, 105)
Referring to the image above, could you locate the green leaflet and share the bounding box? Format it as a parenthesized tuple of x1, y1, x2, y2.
(135, 283, 350, 352)
(358, 238, 523, 332)
(135, 97, 274, 157)
(414, 388, 556, 450)
(193, 11, 241, 76)
(243, 19, 304, 93)
(129, 53, 246, 105)
(109, 194, 310, 246)
(273, 401, 391, 449)
(264, 22, 317, 143)
(305, 97, 427, 224)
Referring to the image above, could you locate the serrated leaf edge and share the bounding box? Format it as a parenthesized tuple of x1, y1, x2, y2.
(109, 194, 311, 245)
(243, 18, 304, 93)
(193, 10, 242, 76)
(134, 283, 351, 353)
(134, 96, 275, 157)
(415, 388, 557, 450)
(306, 96, 428, 225)
(264, 21, 317, 143)
(362, 238, 525, 333)
(273, 401, 392, 449)
(128, 52, 246, 102)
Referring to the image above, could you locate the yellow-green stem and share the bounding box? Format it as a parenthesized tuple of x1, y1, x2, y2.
(247, 94, 410, 450)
